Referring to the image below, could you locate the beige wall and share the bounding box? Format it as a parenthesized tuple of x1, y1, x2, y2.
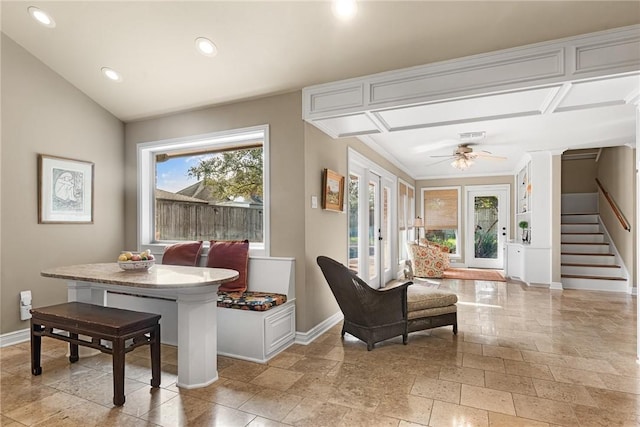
(415, 175, 513, 265)
(561, 158, 597, 193)
(303, 124, 414, 331)
(124, 92, 312, 328)
(1, 35, 125, 333)
(596, 146, 636, 287)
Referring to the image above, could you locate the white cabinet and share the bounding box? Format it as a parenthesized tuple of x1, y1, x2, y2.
(509, 152, 552, 286)
(505, 242, 551, 285)
(506, 243, 524, 279)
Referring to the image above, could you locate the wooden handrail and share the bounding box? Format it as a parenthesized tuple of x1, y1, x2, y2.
(595, 178, 631, 232)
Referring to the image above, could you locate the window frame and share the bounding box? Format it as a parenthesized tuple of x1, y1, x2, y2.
(420, 186, 461, 258)
(137, 125, 270, 257)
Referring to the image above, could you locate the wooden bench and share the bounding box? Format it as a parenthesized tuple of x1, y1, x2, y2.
(30, 302, 161, 406)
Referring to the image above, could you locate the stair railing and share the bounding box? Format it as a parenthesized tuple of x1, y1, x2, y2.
(595, 178, 631, 232)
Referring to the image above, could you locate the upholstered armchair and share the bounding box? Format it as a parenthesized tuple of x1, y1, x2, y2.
(407, 240, 450, 278)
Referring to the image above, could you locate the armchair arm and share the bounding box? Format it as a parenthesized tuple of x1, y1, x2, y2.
(356, 279, 410, 324)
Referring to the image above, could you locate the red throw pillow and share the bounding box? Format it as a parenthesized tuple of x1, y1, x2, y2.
(207, 240, 249, 292)
(162, 241, 203, 266)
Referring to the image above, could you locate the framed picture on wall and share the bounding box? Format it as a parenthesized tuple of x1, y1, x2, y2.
(322, 168, 345, 212)
(38, 154, 94, 224)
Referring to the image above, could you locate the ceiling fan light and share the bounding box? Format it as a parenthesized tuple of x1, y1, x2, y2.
(451, 157, 473, 170)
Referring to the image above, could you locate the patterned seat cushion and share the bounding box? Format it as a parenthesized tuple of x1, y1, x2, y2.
(217, 291, 287, 311)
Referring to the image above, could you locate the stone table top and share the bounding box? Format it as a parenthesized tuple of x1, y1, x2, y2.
(42, 263, 239, 289)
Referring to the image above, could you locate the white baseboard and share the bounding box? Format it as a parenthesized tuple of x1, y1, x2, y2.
(0, 328, 30, 348)
(550, 281, 563, 290)
(295, 311, 343, 345)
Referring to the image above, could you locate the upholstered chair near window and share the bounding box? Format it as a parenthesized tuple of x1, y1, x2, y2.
(206, 240, 249, 293)
(161, 241, 204, 266)
(407, 241, 450, 278)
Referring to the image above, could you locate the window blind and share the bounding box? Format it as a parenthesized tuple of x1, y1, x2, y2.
(424, 188, 458, 230)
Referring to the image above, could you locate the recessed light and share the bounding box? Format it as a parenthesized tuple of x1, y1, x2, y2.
(195, 37, 217, 57)
(101, 67, 123, 82)
(28, 6, 56, 28)
(332, 0, 357, 20)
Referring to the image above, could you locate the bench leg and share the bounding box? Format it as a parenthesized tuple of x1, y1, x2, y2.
(69, 333, 79, 363)
(112, 338, 126, 406)
(150, 324, 161, 388)
(30, 322, 42, 376)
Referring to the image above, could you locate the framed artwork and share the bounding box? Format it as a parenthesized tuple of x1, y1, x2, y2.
(38, 154, 94, 224)
(322, 168, 345, 212)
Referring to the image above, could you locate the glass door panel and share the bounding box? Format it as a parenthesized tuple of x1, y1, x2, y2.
(473, 196, 499, 260)
(466, 187, 508, 269)
(348, 174, 359, 274)
(368, 179, 379, 282)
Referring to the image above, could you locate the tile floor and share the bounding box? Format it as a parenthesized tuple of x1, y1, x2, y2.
(1, 279, 638, 426)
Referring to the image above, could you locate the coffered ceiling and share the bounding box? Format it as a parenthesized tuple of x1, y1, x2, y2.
(2, 1, 639, 179)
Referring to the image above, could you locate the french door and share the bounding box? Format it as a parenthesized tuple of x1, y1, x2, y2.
(465, 185, 509, 269)
(348, 150, 396, 289)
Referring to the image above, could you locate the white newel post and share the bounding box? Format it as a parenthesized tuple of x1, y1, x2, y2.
(176, 285, 219, 389)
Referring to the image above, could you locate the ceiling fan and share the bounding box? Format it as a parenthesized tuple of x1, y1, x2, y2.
(430, 144, 506, 170)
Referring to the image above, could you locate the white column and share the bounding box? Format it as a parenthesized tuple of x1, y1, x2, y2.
(175, 286, 219, 389)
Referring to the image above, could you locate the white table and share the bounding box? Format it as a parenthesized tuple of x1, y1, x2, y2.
(41, 263, 238, 389)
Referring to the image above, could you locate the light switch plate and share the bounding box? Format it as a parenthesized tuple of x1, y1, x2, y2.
(311, 196, 318, 209)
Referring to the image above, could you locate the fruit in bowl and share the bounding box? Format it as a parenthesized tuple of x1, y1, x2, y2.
(117, 250, 155, 271)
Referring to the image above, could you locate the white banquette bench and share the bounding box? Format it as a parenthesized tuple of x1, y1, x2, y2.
(106, 255, 296, 363)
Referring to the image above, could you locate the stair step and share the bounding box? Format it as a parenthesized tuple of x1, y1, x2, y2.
(561, 243, 610, 254)
(561, 274, 626, 281)
(561, 232, 603, 235)
(561, 263, 624, 278)
(561, 233, 604, 243)
(562, 276, 629, 293)
(561, 224, 600, 233)
(561, 263, 620, 268)
(561, 252, 616, 265)
(561, 252, 614, 256)
(561, 213, 599, 223)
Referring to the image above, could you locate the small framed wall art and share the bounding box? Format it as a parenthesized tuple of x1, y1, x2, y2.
(322, 168, 345, 212)
(38, 154, 94, 224)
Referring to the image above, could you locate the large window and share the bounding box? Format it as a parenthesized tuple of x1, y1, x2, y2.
(138, 126, 269, 254)
(422, 187, 460, 256)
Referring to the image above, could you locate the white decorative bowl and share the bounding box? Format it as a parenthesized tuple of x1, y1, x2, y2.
(118, 259, 155, 271)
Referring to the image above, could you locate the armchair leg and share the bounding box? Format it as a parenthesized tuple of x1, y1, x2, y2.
(402, 333, 408, 345)
(367, 342, 374, 351)
(453, 323, 458, 335)
(341, 325, 346, 338)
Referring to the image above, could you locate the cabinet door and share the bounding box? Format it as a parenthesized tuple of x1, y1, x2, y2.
(506, 244, 523, 279)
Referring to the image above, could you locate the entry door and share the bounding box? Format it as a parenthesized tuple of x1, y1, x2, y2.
(466, 186, 509, 269)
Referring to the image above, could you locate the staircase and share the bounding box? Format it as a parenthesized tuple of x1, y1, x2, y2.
(561, 213, 628, 292)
